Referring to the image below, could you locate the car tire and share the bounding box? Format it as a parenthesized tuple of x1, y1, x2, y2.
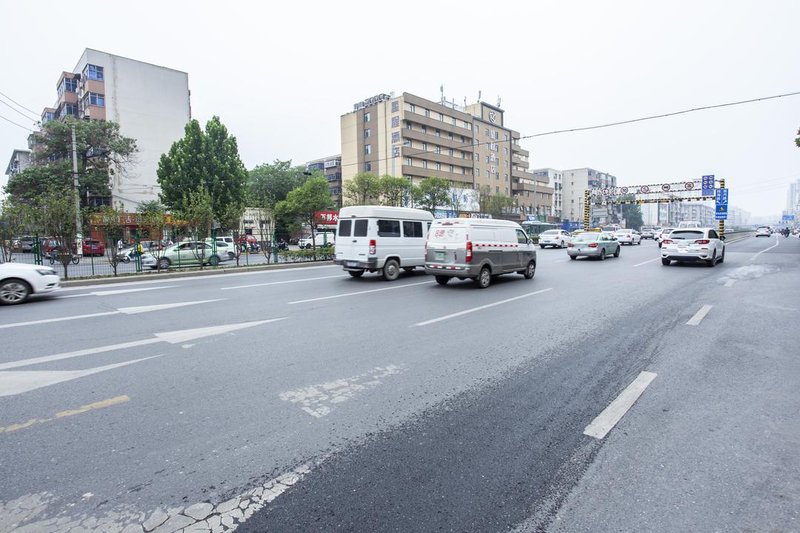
(475, 266, 491, 289)
(383, 259, 400, 281)
(613, 247, 620, 258)
(435, 275, 449, 286)
(569, 255, 577, 260)
(0, 278, 31, 305)
(600, 248, 606, 260)
(718, 249, 725, 263)
(523, 261, 536, 279)
(560, 240, 565, 248)
(539, 244, 545, 249)
(228, 252, 235, 260)
(208, 255, 221, 267)
(661, 258, 671, 266)
(706, 251, 716, 267)
(157, 257, 170, 270)
(348, 270, 364, 278)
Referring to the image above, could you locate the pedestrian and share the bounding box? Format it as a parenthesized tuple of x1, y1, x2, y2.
(117, 239, 123, 252)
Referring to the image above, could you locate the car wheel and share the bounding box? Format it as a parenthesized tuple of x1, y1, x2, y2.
(539, 244, 545, 249)
(613, 246, 620, 258)
(208, 255, 221, 267)
(560, 240, 565, 248)
(0, 278, 31, 305)
(718, 249, 725, 263)
(570, 255, 577, 260)
(706, 250, 717, 267)
(383, 259, 400, 281)
(435, 275, 449, 286)
(661, 258, 671, 266)
(228, 252, 235, 260)
(523, 261, 536, 279)
(600, 248, 606, 260)
(157, 257, 170, 270)
(348, 270, 364, 278)
(475, 266, 491, 289)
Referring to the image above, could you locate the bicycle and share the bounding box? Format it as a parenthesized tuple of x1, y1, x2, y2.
(48, 251, 80, 265)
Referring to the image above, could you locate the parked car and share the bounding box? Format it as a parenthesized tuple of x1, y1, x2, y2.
(299, 233, 335, 249)
(538, 229, 572, 249)
(661, 228, 725, 266)
(12, 236, 36, 253)
(205, 238, 236, 260)
(424, 218, 536, 288)
(0, 260, 60, 304)
(141, 241, 222, 269)
(613, 229, 642, 245)
(567, 232, 621, 260)
(82, 239, 105, 257)
(755, 226, 771, 237)
(335, 206, 433, 280)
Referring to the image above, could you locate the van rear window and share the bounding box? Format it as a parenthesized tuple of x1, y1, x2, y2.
(378, 220, 401, 237)
(403, 221, 423, 238)
(338, 219, 352, 237)
(353, 220, 368, 237)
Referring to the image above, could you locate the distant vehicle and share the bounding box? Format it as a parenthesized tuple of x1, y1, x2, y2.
(425, 218, 536, 288)
(601, 224, 621, 232)
(298, 233, 334, 249)
(538, 229, 572, 249)
(755, 226, 771, 237)
(12, 236, 35, 253)
(335, 205, 433, 280)
(205, 238, 236, 259)
(567, 232, 621, 260)
(677, 221, 701, 228)
(661, 227, 725, 266)
(613, 229, 642, 245)
(142, 241, 222, 270)
(520, 221, 559, 241)
(656, 228, 675, 247)
(82, 239, 105, 257)
(0, 260, 60, 305)
(640, 226, 657, 239)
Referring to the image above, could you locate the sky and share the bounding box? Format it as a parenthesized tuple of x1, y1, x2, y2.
(1, 0, 798, 218)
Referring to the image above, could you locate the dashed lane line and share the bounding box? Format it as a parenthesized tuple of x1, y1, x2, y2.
(413, 288, 553, 327)
(633, 258, 659, 267)
(686, 304, 713, 326)
(584, 371, 657, 439)
(749, 235, 780, 262)
(288, 281, 431, 304)
(221, 274, 343, 290)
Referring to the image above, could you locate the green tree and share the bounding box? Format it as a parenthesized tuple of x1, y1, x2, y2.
(175, 186, 215, 268)
(93, 205, 127, 276)
(137, 200, 170, 267)
(379, 175, 412, 207)
(619, 196, 644, 230)
(414, 177, 451, 213)
(157, 116, 247, 222)
(248, 160, 309, 209)
(38, 189, 79, 279)
(275, 176, 334, 258)
(343, 172, 380, 205)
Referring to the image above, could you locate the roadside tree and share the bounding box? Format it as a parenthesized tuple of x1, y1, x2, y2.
(414, 177, 451, 213)
(379, 175, 413, 207)
(275, 176, 334, 259)
(175, 186, 216, 269)
(343, 172, 380, 206)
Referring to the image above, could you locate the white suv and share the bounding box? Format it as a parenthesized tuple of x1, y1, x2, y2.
(661, 228, 725, 267)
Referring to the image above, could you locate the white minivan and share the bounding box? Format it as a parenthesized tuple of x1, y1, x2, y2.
(334, 206, 434, 280)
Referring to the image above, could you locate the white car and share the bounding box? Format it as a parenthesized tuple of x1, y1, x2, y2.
(661, 227, 725, 267)
(755, 226, 771, 237)
(656, 227, 675, 247)
(0, 261, 60, 305)
(613, 229, 642, 245)
(539, 229, 572, 248)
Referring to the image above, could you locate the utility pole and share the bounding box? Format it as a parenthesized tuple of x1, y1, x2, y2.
(71, 125, 83, 254)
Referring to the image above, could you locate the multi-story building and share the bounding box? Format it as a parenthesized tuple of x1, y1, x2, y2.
(306, 155, 343, 207)
(5, 149, 31, 178)
(27, 48, 191, 211)
(340, 92, 550, 219)
(532, 168, 563, 220)
(787, 179, 800, 214)
(728, 206, 751, 227)
(675, 202, 715, 227)
(558, 168, 618, 226)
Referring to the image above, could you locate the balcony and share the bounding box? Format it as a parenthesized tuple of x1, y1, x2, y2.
(403, 112, 469, 137)
(401, 146, 472, 166)
(401, 165, 474, 185)
(402, 128, 474, 154)
(511, 144, 530, 157)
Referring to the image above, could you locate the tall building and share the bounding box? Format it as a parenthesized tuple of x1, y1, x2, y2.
(675, 202, 715, 227)
(306, 155, 342, 207)
(29, 49, 191, 210)
(728, 206, 751, 227)
(340, 92, 551, 218)
(532, 168, 563, 220)
(787, 179, 800, 213)
(556, 167, 618, 225)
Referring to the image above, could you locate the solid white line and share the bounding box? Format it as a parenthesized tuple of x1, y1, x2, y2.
(288, 281, 431, 304)
(724, 279, 736, 288)
(221, 275, 343, 290)
(749, 235, 779, 262)
(584, 371, 657, 439)
(413, 288, 554, 327)
(633, 258, 659, 267)
(91, 286, 175, 296)
(0, 338, 162, 371)
(0, 311, 120, 330)
(686, 304, 713, 326)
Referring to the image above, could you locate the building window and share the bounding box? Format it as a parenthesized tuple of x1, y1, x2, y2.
(450, 165, 454, 173)
(435, 163, 441, 171)
(65, 78, 77, 92)
(365, 162, 372, 172)
(424, 108, 430, 117)
(435, 129, 441, 137)
(86, 92, 105, 107)
(364, 128, 372, 138)
(391, 116, 400, 128)
(392, 101, 399, 113)
(422, 142, 428, 151)
(448, 132, 453, 140)
(434, 145, 441, 154)
(410, 104, 416, 113)
(393, 146, 400, 157)
(405, 157, 412, 165)
(403, 139, 411, 146)
(406, 121, 412, 130)
(421, 125, 427, 134)
(364, 112, 371, 122)
(438, 112, 443, 121)
(422, 160, 428, 169)
(364, 144, 372, 155)
(85, 64, 104, 81)
(448, 148, 453, 156)
(391, 131, 400, 143)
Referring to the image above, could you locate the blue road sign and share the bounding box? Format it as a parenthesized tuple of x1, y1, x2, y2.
(715, 188, 728, 205)
(715, 212, 728, 220)
(716, 204, 728, 214)
(701, 175, 715, 196)
(783, 214, 795, 221)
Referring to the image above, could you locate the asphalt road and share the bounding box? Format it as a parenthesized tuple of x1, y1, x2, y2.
(1, 235, 797, 532)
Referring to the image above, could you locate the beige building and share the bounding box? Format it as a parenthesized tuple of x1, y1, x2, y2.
(340, 92, 552, 218)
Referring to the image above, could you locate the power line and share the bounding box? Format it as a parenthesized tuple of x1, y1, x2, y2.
(0, 113, 35, 132)
(0, 89, 41, 119)
(0, 98, 40, 123)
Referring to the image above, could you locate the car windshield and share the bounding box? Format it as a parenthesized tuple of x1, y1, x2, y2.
(669, 230, 704, 240)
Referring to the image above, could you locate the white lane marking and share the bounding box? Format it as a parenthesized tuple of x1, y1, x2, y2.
(413, 288, 554, 327)
(584, 371, 657, 439)
(749, 235, 779, 262)
(686, 304, 713, 326)
(633, 258, 659, 267)
(0, 356, 161, 397)
(221, 275, 342, 290)
(0, 300, 223, 330)
(554, 258, 569, 263)
(288, 281, 430, 304)
(90, 286, 175, 296)
(724, 279, 736, 288)
(0, 318, 285, 370)
(754, 303, 798, 312)
(280, 365, 404, 418)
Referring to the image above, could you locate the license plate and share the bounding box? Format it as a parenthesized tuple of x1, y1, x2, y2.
(346, 261, 359, 267)
(435, 251, 446, 261)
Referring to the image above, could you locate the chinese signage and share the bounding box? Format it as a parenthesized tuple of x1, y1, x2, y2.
(353, 93, 391, 111)
(314, 211, 339, 225)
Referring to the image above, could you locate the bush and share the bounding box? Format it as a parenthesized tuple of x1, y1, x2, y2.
(278, 247, 335, 262)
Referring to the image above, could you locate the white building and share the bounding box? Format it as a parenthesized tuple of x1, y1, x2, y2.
(728, 206, 752, 227)
(556, 167, 618, 225)
(532, 168, 563, 219)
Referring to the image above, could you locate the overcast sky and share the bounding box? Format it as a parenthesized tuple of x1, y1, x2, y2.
(1, 0, 798, 218)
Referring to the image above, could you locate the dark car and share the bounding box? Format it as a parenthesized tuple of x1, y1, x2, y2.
(12, 236, 36, 253)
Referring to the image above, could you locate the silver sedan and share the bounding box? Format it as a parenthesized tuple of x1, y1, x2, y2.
(567, 232, 621, 260)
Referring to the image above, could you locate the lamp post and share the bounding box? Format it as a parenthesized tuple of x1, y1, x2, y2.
(71, 125, 83, 253)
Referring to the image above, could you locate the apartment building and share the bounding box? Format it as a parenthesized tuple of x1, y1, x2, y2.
(675, 202, 715, 227)
(532, 168, 563, 220)
(340, 92, 551, 218)
(28, 49, 191, 210)
(541, 167, 618, 225)
(5, 149, 31, 178)
(306, 155, 343, 207)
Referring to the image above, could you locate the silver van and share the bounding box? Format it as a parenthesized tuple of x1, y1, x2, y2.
(424, 218, 537, 288)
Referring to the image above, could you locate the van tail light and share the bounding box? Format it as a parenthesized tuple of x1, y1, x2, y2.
(695, 239, 710, 245)
(369, 239, 376, 255)
(662, 239, 673, 245)
(466, 241, 473, 263)
(588, 243, 598, 248)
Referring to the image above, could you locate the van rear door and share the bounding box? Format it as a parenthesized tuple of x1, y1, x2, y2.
(335, 218, 371, 267)
(427, 223, 468, 265)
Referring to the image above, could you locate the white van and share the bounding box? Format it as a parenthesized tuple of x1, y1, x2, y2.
(425, 218, 536, 288)
(334, 206, 434, 280)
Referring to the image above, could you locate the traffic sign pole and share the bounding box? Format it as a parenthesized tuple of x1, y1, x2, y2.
(718, 178, 725, 237)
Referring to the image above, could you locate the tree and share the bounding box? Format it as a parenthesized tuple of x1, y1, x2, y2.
(414, 177, 451, 213)
(93, 205, 127, 276)
(796, 127, 800, 148)
(248, 160, 309, 209)
(38, 189, 79, 279)
(275, 176, 334, 258)
(343, 172, 381, 206)
(175, 186, 215, 268)
(137, 201, 170, 269)
(379, 175, 413, 207)
(619, 196, 644, 230)
(157, 116, 247, 222)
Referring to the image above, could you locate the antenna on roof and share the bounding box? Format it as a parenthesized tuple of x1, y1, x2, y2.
(478, 90, 482, 102)
(440, 84, 444, 104)
(497, 96, 501, 107)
